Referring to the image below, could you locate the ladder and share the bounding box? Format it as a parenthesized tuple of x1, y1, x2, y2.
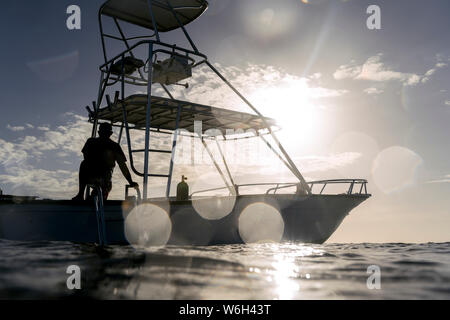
(86, 184, 107, 246)
(120, 95, 183, 200)
(114, 46, 183, 200)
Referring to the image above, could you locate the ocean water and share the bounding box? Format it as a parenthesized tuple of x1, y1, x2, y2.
(0, 240, 449, 300)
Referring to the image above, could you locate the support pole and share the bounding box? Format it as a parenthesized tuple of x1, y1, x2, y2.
(143, 43, 154, 199)
(117, 123, 124, 144)
(121, 99, 139, 176)
(96, 69, 112, 117)
(147, 0, 160, 42)
(206, 61, 311, 194)
(98, 11, 108, 64)
(91, 72, 105, 138)
(200, 137, 234, 196)
(96, 72, 105, 109)
(165, 0, 199, 53)
(259, 134, 295, 174)
(215, 138, 237, 195)
(166, 104, 182, 198)
(113, 18, 147, 82)
(161, 84, 175, 100)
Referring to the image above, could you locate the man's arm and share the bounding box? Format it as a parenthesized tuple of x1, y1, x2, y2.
(114, 143, 138, 188)
(118, 160, 139, 188)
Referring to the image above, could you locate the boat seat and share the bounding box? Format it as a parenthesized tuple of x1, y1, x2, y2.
(110, 56, 145, 76)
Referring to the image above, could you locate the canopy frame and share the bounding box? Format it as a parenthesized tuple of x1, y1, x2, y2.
(98, 0, 208, 64)
(90, 1, 312, 200)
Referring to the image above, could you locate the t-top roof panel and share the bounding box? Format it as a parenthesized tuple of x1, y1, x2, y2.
(95, 94, 278, 134)
(101, 0, 208, 32)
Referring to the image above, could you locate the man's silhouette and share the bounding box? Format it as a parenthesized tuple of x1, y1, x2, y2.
(72, 123, 138, 201)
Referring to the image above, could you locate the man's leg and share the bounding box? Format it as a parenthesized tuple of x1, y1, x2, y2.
(72, 161, 89, 200)
(100, 178, 113, 201)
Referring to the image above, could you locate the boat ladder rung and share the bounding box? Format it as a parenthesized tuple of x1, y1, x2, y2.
(132, 149, 172, 154)
(149, 174, 171, 178)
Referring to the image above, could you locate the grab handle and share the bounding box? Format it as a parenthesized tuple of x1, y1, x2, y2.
(125, 185, 142, 202)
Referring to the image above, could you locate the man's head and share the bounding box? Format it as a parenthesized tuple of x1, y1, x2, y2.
(98, 123, 113, 138)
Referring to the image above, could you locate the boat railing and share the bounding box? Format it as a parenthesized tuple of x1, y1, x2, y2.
(98, 40, 207, 88)
(190, 179, 369, 197)
(268, 179, 369, 195)
(100, 40, 207, 70)
(191, 183, 295, 197)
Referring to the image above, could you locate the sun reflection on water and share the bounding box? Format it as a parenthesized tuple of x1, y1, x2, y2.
(252, 244, 325, 299)
(270, 255, 300, 299)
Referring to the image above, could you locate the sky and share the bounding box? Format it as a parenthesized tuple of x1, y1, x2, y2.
(0, 0, 449, 243)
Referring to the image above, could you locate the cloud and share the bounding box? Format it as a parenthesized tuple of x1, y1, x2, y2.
(333, 60, 362, 80)
(6, 124, 26, 132)
(334, 54, 446, 86)
(0, 169, 78, 199)
(427, 174, 450, 184)
(445, 100, 450, 107)
(0, 114, 92, 198)
(0, 140, 28, 168)
(294, 152, 362, 173)
(421, 62, 448, 83)
(364, 87, 384, 95)
(165, 63, 347, 112)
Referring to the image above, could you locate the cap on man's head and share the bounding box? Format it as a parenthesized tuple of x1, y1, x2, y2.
(98, 123, 113, 134)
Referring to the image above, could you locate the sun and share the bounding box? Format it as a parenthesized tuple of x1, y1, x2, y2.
(249, 81, 320, 149)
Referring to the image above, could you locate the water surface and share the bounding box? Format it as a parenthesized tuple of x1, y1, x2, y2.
(0, 241, 449, 299)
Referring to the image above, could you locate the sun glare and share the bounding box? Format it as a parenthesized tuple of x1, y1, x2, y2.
(249, 81, 320, 149)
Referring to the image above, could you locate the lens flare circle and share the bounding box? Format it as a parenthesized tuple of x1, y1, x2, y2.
(239, 202, 284, 244)
(192, 195, 236, 220)
(371, 146, 423, 194)
(125, 203, 172, 247)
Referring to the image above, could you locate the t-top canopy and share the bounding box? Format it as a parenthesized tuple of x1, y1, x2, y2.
(95, 94, 278, 134)
(100, 0, 208, 32)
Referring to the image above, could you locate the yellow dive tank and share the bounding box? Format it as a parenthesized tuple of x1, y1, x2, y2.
(176, 175, 189, 201)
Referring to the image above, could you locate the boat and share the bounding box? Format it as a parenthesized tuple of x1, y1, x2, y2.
(0, 0, 371, 246)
